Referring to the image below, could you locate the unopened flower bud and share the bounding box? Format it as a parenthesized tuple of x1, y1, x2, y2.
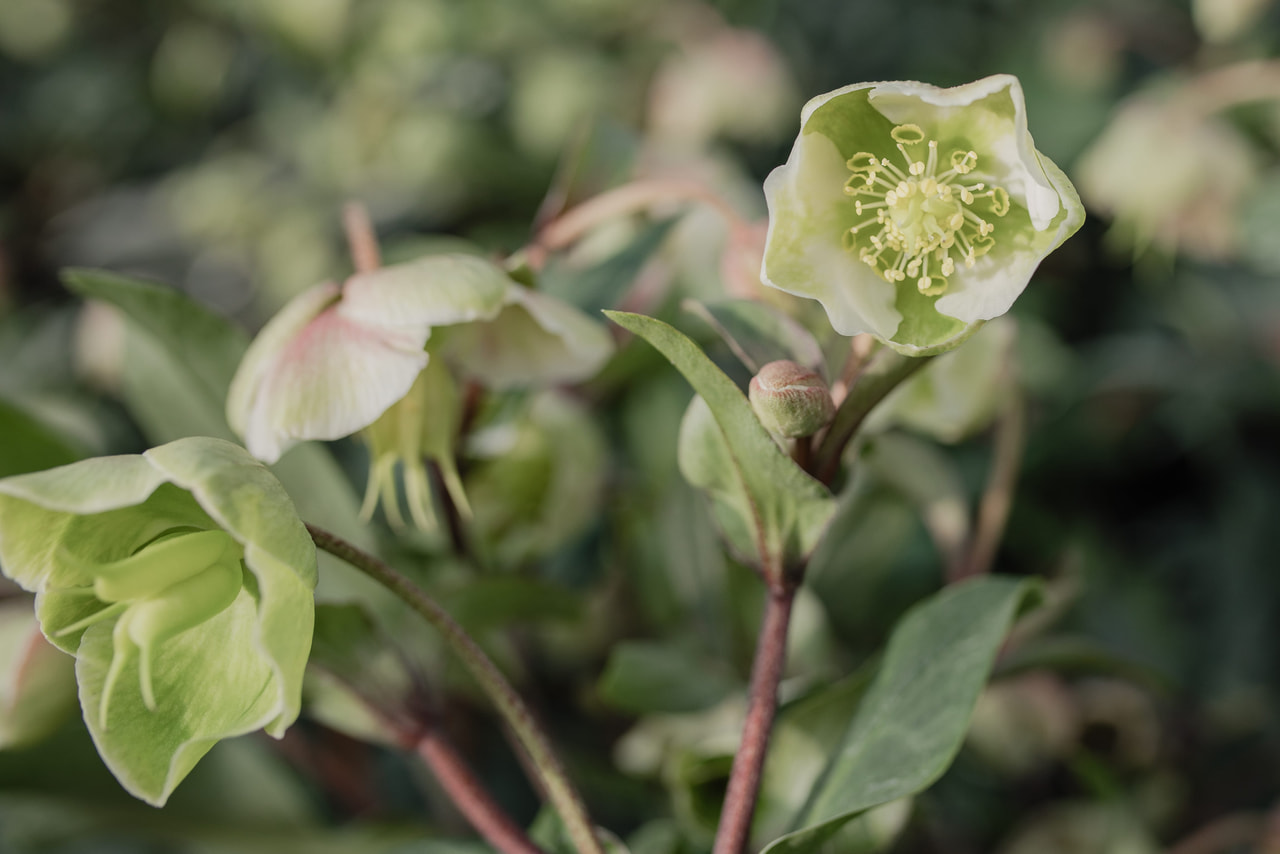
(748, 360, 835, 438)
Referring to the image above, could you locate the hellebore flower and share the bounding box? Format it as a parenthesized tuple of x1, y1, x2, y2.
(761, 75, 1084, 355)
(0, 437, 316, 806)
(1076, 82, 1258, 261)
(227, 253, 613, 529)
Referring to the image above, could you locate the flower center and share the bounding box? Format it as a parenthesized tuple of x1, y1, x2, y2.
(843, 124, 1010, 296)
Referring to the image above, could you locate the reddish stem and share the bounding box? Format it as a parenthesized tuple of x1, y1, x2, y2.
(343, 201, 382, 274)
(415, 729, 546, 854)
(713, 583, 797, 854)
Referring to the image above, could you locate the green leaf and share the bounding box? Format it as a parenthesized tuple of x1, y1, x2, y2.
(442, 576, 582, 631)
(597, 640, 738, 714)
(762, 576, 1039, 853)
(529, 806, 630, 854)
(606, 311, 834, 575)
(862, 433, 971, 570)
(678, 396, 759, 562)
(681, 299, 825, 375)
(542, 218, 677, 314)
(0, 396, 83, 477)
(63, 269, 246, 409)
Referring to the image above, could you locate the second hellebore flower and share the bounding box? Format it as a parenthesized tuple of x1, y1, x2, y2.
(227, 253, 613, 529)
(761, 75, 1084, 355)
(0, 437, 316, 805)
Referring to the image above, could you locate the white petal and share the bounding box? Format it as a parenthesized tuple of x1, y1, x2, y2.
(227, 282, 340, 443)
(761, 130, 900, 338)
(338, 254, 510, 330)
(243, 304, 428, 463)
(935, 153, 1084, 324)
(447, 285, 614, 389)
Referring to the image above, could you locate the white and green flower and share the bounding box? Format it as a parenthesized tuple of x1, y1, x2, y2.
(761, 75, 1083, 355)
(0, 437, 316, 806)
(227, 253, 614, 530)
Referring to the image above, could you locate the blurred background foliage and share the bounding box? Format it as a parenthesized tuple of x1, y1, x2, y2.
(2, 0, 1280, 852)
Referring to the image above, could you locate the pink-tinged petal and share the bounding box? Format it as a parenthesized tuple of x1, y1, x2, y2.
(445, 285, 614, 389)
(227, 282, 340, 444)
(243, 304, 429, 463)
(338, 254, 510, 330)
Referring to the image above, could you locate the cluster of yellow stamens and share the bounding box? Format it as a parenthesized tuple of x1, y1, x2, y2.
(843, 124, 1010, 296)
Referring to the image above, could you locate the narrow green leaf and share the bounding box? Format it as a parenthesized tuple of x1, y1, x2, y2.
(606, 311, 833, 574)
(543, 219, 676, 313)
(597, 641, 738, 714)
(0, 397, 82, 477)
(63, 269, 246, 405)
(762, 576, 1039, 853)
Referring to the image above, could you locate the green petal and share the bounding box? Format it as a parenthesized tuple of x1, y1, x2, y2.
(75, 590, 279, 806)
(0, 456, 170, 593)
(143, 438, 317, 736)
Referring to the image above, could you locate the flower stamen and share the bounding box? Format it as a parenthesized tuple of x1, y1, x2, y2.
(842, 125, 1010, 296)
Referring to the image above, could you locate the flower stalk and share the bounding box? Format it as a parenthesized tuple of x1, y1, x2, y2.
(813, 349, 933, 484)
(306, 524, 603, 854)
(713, 579, 799, 854)
(413, 728, 547, 854)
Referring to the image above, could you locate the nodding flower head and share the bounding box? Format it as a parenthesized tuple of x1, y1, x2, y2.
(762, 75, 1084, 356)
(0, 438, 316, 806)
(227, 253, 613, 530)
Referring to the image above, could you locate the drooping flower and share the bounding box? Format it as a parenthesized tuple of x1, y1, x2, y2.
(227, 253, 614, 529)
(0, 437, 316, 805)
(761, 75, 1084, 356)
(1076, 80, 1259, 261)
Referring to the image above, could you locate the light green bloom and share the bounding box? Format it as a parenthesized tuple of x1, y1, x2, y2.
(227, 253, 614, 530)
(0, 437, 316, 806)
(762, 75, 1083, 355)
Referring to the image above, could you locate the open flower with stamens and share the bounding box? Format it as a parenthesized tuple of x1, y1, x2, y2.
(228, 253, 614, 530)
(0, 438, 316, 806)
(762, 75, 1083, 355)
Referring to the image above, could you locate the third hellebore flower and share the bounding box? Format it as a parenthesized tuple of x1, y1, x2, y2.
(0, 437, 316, 805)
(227, 253, 613, 529)
(761, 75, 1084, 355)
